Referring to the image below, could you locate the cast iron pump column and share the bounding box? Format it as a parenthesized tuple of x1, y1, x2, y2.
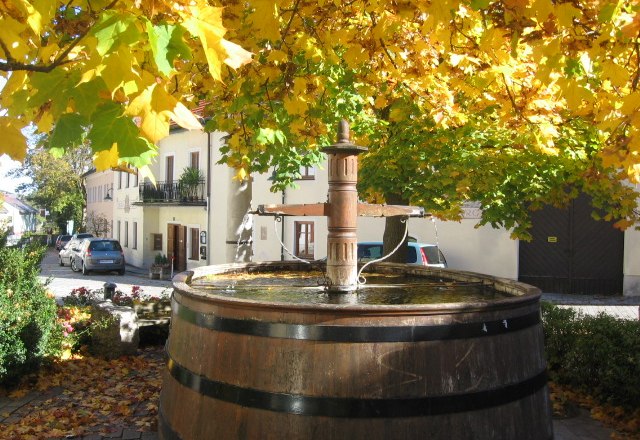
(258, 120, 425, 292)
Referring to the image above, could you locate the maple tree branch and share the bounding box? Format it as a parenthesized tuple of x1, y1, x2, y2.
(632, 39, 640, 91)
(501, 73, 521, 118)
(279, 0, 302, 49)
(0, 0, 119, 73)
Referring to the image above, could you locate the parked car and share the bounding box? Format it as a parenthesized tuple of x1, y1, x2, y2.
(72, 238, 125, 275)
(357, 241, 447, 268)
(58, 234, 94, 270)
(71, 232, 94, 241)
(55, 234, 72, 250)
(59, 241, 83, 269)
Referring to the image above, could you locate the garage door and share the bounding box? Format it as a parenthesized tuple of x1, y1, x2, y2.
(518, 194, 624, 295)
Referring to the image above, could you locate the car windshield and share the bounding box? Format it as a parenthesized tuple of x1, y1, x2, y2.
(60, 235, 71, 241)
(358, 244, 383, 260)
(76, 233, 93, 239)
(421, 246, 445, 265)
(89, 241, 122, 252)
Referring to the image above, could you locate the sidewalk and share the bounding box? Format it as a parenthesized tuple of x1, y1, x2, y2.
(542, 292, 640, 320)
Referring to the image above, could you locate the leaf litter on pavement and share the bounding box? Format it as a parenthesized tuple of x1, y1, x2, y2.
(0, 346, 164, 439)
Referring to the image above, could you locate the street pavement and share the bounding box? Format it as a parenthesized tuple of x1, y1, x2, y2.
(30, 249, 639, 439)
(39, 249, 174, 303)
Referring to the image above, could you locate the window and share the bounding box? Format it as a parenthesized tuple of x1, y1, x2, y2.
(294, 221, 314, 259)
(190, 227, 199, 260)
(118, 172, 122, 189)
(152, 233, 163, 251)
(299, 165, 315, 180)
(126, 172, 130, 188)
(132, 222, 138, 249)
(124, 221, 129, 247)
(133, 169, 138, 187)
(166, 155, 174, 183)
(117, 221, 121, 241)
(190, 151, 200, 170)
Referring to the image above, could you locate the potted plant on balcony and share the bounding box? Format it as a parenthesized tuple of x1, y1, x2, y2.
(178, 167, 204, 201)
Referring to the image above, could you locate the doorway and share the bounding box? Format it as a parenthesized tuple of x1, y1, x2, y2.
(518, 194, 624, 295)
(167, 224, 187, 272)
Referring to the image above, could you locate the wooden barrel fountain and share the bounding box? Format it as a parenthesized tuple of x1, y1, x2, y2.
(158, 261, 553, 440)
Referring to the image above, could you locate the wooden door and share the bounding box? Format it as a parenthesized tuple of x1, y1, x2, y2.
(518, 194, 624, 295)
(167, 224, 187, 272)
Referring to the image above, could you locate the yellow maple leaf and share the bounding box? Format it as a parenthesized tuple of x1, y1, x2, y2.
(234, 166, 248, 181)
(94, 144, 120, 171)
(36, 111, 54, 133)
(137, 165, 157, 186)
(168, 101, 203, 131)
(249, 0, 281, 42)
(555, 3, 580, 29)
(0, 117, 27, 161)
(283, 96, 308, 115)
(601, 60, 629, 88)
(221, 39, 253, 69)
(126, 87, 168, 143)
(183, 4, 251, 81)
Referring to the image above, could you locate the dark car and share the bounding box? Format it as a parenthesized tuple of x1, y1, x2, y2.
(55, 234, 72, 250)
(73, 238, 125, 275)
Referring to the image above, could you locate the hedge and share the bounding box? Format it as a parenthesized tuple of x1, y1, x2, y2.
(0, 245, 62, 385)
(542, 302, 640, 408)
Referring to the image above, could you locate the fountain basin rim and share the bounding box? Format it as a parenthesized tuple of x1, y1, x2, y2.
(172, 261, 541, 315)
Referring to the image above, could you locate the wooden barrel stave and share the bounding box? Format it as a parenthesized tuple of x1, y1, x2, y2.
(160, 264, 553, 439)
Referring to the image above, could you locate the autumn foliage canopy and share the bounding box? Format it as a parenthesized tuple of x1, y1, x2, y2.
(1, 1, 640, 232)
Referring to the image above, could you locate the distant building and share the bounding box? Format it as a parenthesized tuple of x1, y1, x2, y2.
(83, 169, 115, 238)
(0, 192, 38, 242)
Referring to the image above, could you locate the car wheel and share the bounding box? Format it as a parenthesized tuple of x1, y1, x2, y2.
(70, 258, 78, 272)
(59, 256, 64, 267)
(82, 261, 89, 276)
(118, 268, 125, 275)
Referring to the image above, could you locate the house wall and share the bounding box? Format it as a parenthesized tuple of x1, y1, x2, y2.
(130, 128, 214, 269)
(250, 158, 518, 280)
(623, 188, 640, 295)
(112, 170, 144, 267)
(0, 193, 38, 238)
(100, 127, 639, 296)
(84, 170, 114, 236)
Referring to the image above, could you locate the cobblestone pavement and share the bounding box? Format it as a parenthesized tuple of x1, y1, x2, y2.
(4, 250, 630, 439)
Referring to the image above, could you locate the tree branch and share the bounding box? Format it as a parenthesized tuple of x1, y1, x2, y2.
(0, 0, 119, 73)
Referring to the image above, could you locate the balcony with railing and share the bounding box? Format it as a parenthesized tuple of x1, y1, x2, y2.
(135, 180, 206, 206)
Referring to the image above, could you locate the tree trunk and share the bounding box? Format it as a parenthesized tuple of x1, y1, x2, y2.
(382, 193, 409, 263)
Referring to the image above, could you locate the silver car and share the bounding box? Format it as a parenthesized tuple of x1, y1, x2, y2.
(72, 238, 125, 275)
(58, 241, 82, 269)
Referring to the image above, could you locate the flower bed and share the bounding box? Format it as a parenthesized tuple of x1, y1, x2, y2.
(59, 286, 172, 358)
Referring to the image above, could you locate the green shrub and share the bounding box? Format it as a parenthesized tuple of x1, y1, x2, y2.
(542, 302, 640, 408)
(0, 245, 62, 385)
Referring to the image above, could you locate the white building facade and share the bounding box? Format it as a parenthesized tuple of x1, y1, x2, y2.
(89, 126, 640, 297)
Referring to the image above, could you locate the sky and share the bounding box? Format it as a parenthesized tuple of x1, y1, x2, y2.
(0, 154, 29, 194)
